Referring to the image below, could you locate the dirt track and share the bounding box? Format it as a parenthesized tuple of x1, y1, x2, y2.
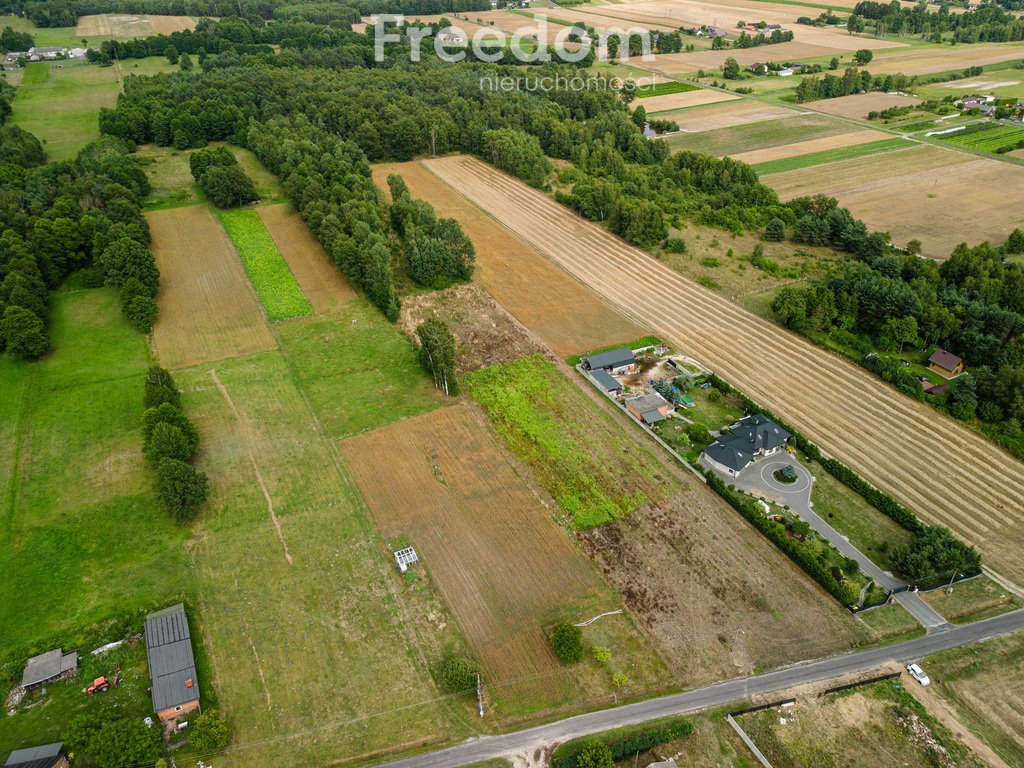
(422, 155, 1024, 589)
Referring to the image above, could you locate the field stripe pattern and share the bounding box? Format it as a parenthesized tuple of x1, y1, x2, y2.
(422, 155, 1024, 588)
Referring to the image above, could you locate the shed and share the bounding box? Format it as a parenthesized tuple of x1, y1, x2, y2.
(582, 347, 635, 373)
(21, 649, 78, 689)
(145, 604, 200, 722)
(625, 391, 671, 425)
(394, 546, 419, 572)
(928, 349, 965, 378)
(590, 368, 623, 395)
(3, 743, 68, 768)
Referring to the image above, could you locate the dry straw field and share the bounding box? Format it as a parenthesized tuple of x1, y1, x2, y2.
(639, 88, 739, 113)
(76, 13, 200, 37)
(258, 204, 355, 314)
(729, 128, 888, 164)
(372, 162, 644, 356)
(422, 154, 1024, 590)
(664, 101, 798, 131)
(802, 93, 923, 120)
(147, 206, 276, 370)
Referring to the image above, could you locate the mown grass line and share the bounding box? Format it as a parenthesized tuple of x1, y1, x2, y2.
(753, 137, 911, 175)
(636, 81, 700, 98)
(218, 208, 313, 321)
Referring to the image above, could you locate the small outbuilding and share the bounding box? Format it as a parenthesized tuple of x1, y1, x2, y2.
(928, 349, 965, 379)
(589, 368, 623, 395)
(582, 347, 636, 374)
(625, 390, 671, 425)
(21, 649, 78, 689)
(394, 546, 419, 572)
(3, 742, 68, 768)
(145, 604, 201, 722)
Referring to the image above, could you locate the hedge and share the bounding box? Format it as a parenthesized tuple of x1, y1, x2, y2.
(551, 717, 694, 768)
(706, 472, 860, 606)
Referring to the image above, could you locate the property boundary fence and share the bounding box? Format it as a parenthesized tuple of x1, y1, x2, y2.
(820, 672, 900, 697)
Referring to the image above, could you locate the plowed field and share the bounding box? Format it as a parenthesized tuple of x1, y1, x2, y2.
(421, 155, 1024, 589)
(147, 206, 275, 370)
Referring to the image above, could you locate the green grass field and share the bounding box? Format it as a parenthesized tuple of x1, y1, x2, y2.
(9, 57, 174, 161)
(752, 137, 912, 174)
(218, 208, 313, 321)
(665, 114, 855, 157)
(636, 80, 700, 98)
(939, 121, 1024, 154)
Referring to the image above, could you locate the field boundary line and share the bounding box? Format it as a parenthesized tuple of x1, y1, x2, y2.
(725, 714, 774, 768)
(209, 367, 294, 565)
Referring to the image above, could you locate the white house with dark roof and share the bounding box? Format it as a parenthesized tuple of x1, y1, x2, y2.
(700, 413, 791, 477)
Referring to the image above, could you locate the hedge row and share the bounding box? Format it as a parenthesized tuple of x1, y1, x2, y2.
(706, 472, 860, 606)
(731, 392, 923, 534)
(551, 717, 694, 768)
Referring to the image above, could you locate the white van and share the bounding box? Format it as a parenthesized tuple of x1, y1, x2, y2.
(907, 663, 930, 686)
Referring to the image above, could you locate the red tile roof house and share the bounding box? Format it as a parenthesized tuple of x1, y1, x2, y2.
(928, 349, 965, 379)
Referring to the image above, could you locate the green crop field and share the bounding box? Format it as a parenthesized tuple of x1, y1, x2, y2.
(666, 114, 854, 157)
(939, 122, 1024, 154)
(636, 80, 700, 97)
(218, 208, 313, 321)
(752, 137, 912, 175)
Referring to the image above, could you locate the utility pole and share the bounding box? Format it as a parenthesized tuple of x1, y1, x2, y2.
(476, 672, 485, 717)
(945, 570, 960, 594)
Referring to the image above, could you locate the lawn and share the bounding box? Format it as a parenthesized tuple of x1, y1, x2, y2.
(751, 137, 912, 175)
(854, 603, 922, 642)
(274, 299, 445, 437)
(636, 80, 700, 97)
(921, 575, 1022, 624)
(466, 355, 665, 528)
(218, 208, 313, 321)
(0, 288, 192, 678)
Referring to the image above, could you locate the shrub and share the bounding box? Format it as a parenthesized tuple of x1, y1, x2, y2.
(1, 305, 48, 360)
(156, 458, 210, 523)
(764, 217, 785, 241)
(663, 236, 687, 253)
(143, 403, 200, 455)
(550, 718, 695, 768)
(144, 366, 181, 409)
(190, 710, 230, 754)
(550, 623, 584, 664)
(611, 672, 628, 688)
(576, 741, 614, 768)
(685, 422, 712, 445)
(123, 295, 159, 332)
(592, 646, 612, 663)
(441, 655, 479, 693)
(145, 422, 193, 466)
(890, 525, 981, 583)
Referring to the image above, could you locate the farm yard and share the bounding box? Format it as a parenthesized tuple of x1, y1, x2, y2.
(341, 404, 668, 716)
(422, 153, 1024, 589)
(147, 205, 276, 370)
(372, 161, 645, 357)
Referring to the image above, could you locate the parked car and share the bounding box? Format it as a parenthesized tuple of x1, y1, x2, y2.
(907, 663, 930, 686)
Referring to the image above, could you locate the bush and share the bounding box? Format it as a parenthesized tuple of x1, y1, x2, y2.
(550, 623, 584, 664)
(890, 525, 981, 583)
(156, 457, 210, 523)
(576, 741, 613, 768)
(763, 217, 785, 241)
(190, 710, 230, 754)
(663, 236, 687, 253)
(441, 655, 479, 693)
(550, 717, 695, 768)
(1, 305, 48, 360)
(143, 402, 200, 455)
(592, 646, 611, 663)
(202, 164, 258, 209)
(144, 366, 181, 409)
(685, 422, 712, 445)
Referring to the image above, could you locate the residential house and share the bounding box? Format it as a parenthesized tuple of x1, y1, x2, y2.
(777, 68, 794, 77)
(960, 97, 984, 109)
(3, 743, 69, 768)
(589, 368, 623, 396)
(3, 52, 25, 70)
(581, 347, 636, 374)
(750, 62, 767, 74)
(27, 47, 65, 61)
(928, 349, 965, 378)
(21, 649, 78, 689)
(701, 413, 791, 477)
(625, 390, 672, 425)
(145, 604, 201, 722)
(979, 104, 996, 116)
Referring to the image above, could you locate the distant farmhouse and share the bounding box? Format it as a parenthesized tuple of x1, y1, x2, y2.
(145, 604, 201, 722)
(928, 349, 965, 379)
(701, 413, 791, 476)
(581, 347, 636, 374)
(2, 743, 68, 768)
(21, 649, 78, 689)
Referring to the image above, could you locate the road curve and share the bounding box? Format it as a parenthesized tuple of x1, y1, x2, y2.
(374, 610, 1024, 768)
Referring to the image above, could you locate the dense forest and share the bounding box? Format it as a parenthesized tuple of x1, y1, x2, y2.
(851, 0, 1024, 42)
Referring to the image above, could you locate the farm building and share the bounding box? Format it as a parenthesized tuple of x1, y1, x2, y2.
(582, 347, 636, 374)
(923, 381, 950, 396)
(21, 649, 78, 689)
(928, 349, 965, 378)
(3, 742, 68, 768)
(145, 604, 201, 722)
(27, 47, 65, 60)
(589, 368, 623, 395)
(625, 390, 672, 425)
(701, 414, 791, 476)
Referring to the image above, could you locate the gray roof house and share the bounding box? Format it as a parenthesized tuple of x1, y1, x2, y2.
(590, 368, 623, 394)
(3, 742, 68, 768)
(701, 414, 791, 476)
(582, 347, 635, 372)
(702, 439, 753, 473)
(145, 604, 201, 719)
(21, 649, 78, 689)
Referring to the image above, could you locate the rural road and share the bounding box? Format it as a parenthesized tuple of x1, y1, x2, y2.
(373, 610, 1024, 768)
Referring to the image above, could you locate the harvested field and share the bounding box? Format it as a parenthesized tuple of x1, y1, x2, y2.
(802, 92, 921, 120)
(730, 128, 891, 164)
(652, 42, 839, 73)
(761, 144, 1024, 255)
(668, 113, 861, 156)
(398, 283, 543, 374)
(372, 161, 644, 357)
(639, 88, 739, 113)
(662, 100, 798, 132)
(257, 204, 355, 314)
(868, 42, 1024, 75)
(341, 405, 667, 714)
(422, 154, 1024, 589)
(939, 79, 1022, 90)
(75, 13, 199, 37)
(148, 206, 275, 370)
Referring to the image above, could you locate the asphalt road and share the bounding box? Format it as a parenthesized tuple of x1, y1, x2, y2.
(374, 609, 1024, 768)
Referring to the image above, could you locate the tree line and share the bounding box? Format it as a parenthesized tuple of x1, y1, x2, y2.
(794, 67, 917, 103)
(852, 0, 1024, 42)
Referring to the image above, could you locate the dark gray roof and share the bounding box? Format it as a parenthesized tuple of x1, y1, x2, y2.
(21, 649, 78, 688)
(583, 347, 634, 371)
(4, 742, 64, 768)
(145, 604, 200, 713)
(590, 369, 621, 392)
(723, 414, 791, 454)
(625, 392, 669, 424)
(703, 439, 753, 471)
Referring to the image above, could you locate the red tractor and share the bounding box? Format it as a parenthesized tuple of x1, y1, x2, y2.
(86, 677, 110, 695)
